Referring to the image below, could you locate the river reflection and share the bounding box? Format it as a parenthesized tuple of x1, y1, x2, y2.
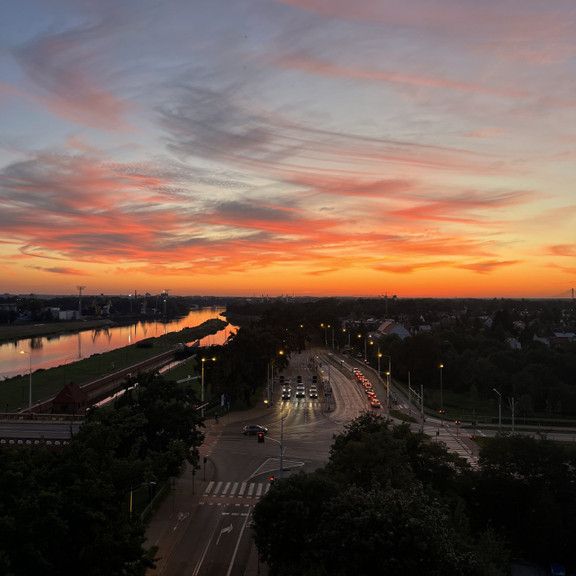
(0, 308, 236, 379)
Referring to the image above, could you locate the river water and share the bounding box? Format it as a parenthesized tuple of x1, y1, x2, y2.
(0, 308, 236, 380)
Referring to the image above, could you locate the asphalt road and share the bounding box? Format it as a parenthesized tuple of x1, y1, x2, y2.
(148, 348, 371, 576)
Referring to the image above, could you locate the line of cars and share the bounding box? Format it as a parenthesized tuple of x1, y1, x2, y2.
(281, 375, 319, 401)
(353, 368, 381, 409)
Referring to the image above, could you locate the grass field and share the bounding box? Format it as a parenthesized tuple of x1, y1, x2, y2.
(0, 319, 115, 344)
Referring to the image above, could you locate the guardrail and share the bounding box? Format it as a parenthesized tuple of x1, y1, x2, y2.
(0, 412, 84, 422)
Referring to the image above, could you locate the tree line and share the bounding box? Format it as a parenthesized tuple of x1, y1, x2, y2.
(253, 413, 576, 575)
(0, 372, 204, 576)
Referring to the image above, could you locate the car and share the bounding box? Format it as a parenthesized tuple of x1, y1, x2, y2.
(242, 425, 268, 435)
(295, 388, 306, 398)
(281, 391, 291, 400)
(309, 388, 318, 399)
(370, 399, 382, 409)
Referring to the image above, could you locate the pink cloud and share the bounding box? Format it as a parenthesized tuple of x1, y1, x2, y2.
(278, 55, 527, 98)
(16, 25, 130, 130)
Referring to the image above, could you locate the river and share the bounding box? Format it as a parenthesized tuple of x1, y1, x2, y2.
(0, 308, 236, 380)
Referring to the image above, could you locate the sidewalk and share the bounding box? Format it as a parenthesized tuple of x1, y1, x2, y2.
(145, 404, 270, 575)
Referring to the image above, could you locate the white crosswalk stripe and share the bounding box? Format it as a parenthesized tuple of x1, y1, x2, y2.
(203, 481, 271, 499)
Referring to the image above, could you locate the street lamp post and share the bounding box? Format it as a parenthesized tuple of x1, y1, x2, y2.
(377, 349, 382, 376)
(201, 357, 216, 417)
(493, 388, 502, 431)
(19, 350, 32, 410)
(320, 323, 330, 347)
(439, 363, 444, 415)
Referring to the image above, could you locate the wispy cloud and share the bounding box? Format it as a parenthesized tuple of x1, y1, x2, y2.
(15, 20, 130, 130)
(456, 260, 521, 273)
(28, 265, 90, 276)
(278, 55, 526, 98)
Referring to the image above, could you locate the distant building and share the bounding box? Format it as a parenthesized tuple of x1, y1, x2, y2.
(506, 337, 522, 350)
(377, 319, 411, 340)
(58, 310, 79, 321)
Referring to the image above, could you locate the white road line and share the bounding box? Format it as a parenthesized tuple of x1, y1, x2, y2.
(226, 509, 252, 576)
(238, 482, 247, 496)
(221, 481, 231, 496)
(255, 483, 263, 497)
(229, 482, 238, 496)
(247, 483, 255, 497)
(213, 481, 223, 495)
(204, 481, 215, 495)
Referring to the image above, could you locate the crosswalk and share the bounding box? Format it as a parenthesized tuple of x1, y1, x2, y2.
(203, 480, 271, 499)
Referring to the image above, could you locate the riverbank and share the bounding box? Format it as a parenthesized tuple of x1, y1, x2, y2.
(0, 318, 226, 412)
(0, 319, 115, 344)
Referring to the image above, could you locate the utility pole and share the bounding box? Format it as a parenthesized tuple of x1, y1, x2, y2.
(509, 397, 515, 433)
(493, 388, 502, 431)
(420, 383, 424, 432)
(279, 416, 285, 479)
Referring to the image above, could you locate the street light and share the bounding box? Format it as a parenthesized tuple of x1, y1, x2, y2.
(342, 328, 351, 348)
(493, 388, 502, 431)
(19, 350, 32, 410)
(201, 356, 216, 417)
(320, 323, 331, 348)
(439, 363, 444, 415)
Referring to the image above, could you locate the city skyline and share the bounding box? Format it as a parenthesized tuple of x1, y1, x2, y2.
(1, 0, 575, 297)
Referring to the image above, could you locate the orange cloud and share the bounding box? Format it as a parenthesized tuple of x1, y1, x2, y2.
(28, 266, 90, 276)
(456, 260, 521, 273)
(547, 244, 576, 257)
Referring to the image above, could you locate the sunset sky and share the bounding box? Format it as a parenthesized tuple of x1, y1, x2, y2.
(1, 0, 575, 297)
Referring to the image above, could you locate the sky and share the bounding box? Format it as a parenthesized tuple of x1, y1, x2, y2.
(1, 0, 575, 298)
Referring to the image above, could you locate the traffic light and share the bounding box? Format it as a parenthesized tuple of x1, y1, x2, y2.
(257, 432, 265, 443)
(268, 475, 275, 484)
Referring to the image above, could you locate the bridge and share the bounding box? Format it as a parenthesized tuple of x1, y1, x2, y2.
(0, 413, 83, 447)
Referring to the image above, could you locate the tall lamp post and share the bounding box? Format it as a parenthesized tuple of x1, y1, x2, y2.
(201, 356, 216, 417)
(379, 353, 392, 412)
(342, 328, 351, 348)
(19, 349, 32, 410)
(439, 363, 444, 415)
(319, 324, 335, 349)
(493, 388, 502, 431)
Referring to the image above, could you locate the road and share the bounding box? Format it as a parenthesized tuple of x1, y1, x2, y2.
(0, 418, 82, 446)
(147, 348, 369, 575)
(149, 346, 575, 574)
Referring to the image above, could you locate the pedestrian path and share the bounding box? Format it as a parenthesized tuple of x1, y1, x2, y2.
(202, 480, 271, 499)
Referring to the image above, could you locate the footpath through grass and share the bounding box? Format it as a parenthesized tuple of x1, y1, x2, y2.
(0, 318, 226, 412)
